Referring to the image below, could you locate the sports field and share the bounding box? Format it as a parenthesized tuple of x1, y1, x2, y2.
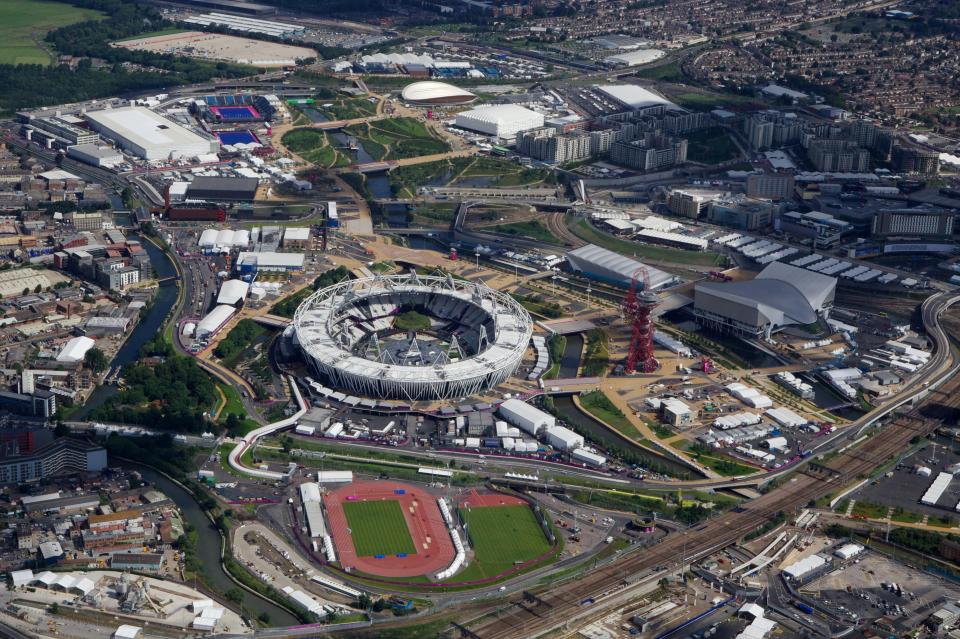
(343, 500, 417, 557)
(458, 505, 551, 579)
(0, 0, 104, 65)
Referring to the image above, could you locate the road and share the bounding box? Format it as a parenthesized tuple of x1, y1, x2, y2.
(462, 290, 960, 638)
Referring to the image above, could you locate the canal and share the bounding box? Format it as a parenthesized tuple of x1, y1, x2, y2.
(72, 222, 300, 625)
(75, 236, 180, 419)
(132, 466, 300, 626)
(551, 396, 695, 478)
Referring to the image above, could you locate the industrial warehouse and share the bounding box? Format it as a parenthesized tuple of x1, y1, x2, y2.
(83, 107, 218, 160)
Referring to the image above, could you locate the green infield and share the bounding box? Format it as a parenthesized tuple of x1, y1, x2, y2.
(343, 500, 417, 557)
(0, 0, 104, 65)
(457, 505, 551, 580)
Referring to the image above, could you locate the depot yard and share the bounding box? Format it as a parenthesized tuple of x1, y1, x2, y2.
(342, 500, 418, 557)
(457, 505, 552, 580)
(0, 0, 104, 65)
(112, 31, 316, 66)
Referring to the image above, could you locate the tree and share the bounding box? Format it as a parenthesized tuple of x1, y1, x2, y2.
(225, 587, 245, 603)
(49, 603, 59, 614)
(84, 347, 108, 374)
(34, 284, 42, 293)
(372, 598, 385, 613)
(21, 287, 29, 296)
(325, 610, 338, 624)
(357, 593, 372, 610)
(281, 435, 292, 454)
(257, 612, 270, 624)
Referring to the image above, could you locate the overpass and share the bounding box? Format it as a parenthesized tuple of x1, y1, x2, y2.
(252, 314, 292, 329)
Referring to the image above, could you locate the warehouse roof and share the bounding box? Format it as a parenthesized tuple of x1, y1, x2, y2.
(566, 244, 674, 290)
(85, 107, 212, 155)
(56, 336, 96, 363)
(596, 84, 673, 110)
(236, 251, 305, 269)
(283, 227, 310, 241)
(456, 104, 542, 126)
(196, 305, 236, 335)
(187, 176, 259, 198)
(216, 279, 250, 306)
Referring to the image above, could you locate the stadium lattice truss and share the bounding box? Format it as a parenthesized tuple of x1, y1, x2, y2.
(293, 273, 532, 401)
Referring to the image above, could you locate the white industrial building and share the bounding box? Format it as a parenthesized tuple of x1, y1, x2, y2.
(236, 251, 305, 273)
(694, 262, 837, 338)
(833, 543, 864, 560)
(84, 106, 218, 160)
(56, 336, 96, 363)
(182, 12, 304, 38)
(216, 279, 250, 306)
(782, 554, 829, 580)
(603, 49, 665, 68)
(498, 398, 555, 435)
(565, 244, 674, 290)
(596, 84, 673, 111)
(455, 105, 544, 138)
(66, 144, 123, 168)
(545, 425, 584, 452)
(195, 305, 236, 339)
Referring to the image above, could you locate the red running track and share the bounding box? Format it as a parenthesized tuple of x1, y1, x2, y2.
(324, 481, 455, 578)
(458, 489, 527, 508)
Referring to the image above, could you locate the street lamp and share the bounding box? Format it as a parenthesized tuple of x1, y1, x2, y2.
(475, 252, 480, 269)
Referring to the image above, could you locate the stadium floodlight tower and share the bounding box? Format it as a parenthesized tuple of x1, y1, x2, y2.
(623, 266, 659, 374)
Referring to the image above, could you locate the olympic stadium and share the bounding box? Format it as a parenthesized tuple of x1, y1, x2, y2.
(292, 273, 532, 401)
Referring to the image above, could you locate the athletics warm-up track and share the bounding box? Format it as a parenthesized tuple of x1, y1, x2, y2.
(324, 481, 454, 578)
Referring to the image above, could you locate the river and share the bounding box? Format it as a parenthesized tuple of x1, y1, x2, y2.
(132, 466, 300, 626)
(82, 236, 300, 625)
(75, 235, 180, 419)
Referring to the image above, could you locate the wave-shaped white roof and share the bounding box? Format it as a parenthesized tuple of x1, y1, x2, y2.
(401, 81, 476, 103)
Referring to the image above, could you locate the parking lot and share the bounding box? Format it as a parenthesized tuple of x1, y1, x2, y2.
(805, 552, 959, 630)
(851, 437, 960, 520)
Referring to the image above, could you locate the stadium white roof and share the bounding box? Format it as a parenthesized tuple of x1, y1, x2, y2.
(565, 244, 674, 290)
(696, 262, 836, 327)
(401, 81, 476, 103)
(458, 104, 540, 125)
(56, 336, 96, 362)
(596, 84, 673, 110)
(216, 279, 250, 306)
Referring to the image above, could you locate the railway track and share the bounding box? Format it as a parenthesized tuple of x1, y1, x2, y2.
(467, 373, 960, 639)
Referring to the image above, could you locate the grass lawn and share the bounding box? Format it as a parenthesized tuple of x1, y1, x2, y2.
(685, 127, 740, 164)
(342, 500, 417, 557)
(0, 0, 104, 65)
(217, 383, 245, 419)
(456, 505, 551, 580)
(569, 217, 724, 267)
(280, 128, 347, 168)
(316, 96, 377, 120)
(579, 391, 639, 440)
(852, 501, 888, 519)
(346, 117, 450, 162)
(495, 219, 558, 244)
(667, 91, 755, 111)
(113, 28, 188, 42)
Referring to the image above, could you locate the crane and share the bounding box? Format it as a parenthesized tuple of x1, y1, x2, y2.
(622, 267, 659, 374)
